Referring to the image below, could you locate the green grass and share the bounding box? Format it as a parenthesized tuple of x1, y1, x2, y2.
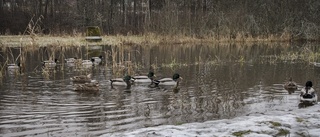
(269, 121, 282, 127)
(276, 128, 290, 136)
(232, 130, 252, 137)
(296, 117, 304, 123)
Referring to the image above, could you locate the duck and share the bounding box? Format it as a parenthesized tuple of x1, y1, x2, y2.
(43, 59, 58, 67)
(81, 59, 94, 68)
(151, 73, 182, 88)
(110, 75, 134, 89)
(313, 62, 320, 67)
(65, 57, 78, 63)
(284, 77, 298, 94)
(91, 55, 103, 65)
(7, 62, 20, 74)
(74, 82, 99, 92)
(7, 62, 20, 69)
(65, 57, 81, 67)
(300, 81, 317, 104)
(133, 71, 155, 83)
(70, 74, 93, 83)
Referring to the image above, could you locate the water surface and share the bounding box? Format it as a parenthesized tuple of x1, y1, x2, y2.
(0, 43, 319, 136)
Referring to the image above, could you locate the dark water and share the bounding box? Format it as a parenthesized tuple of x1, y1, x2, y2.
(0, 43, 320, 136)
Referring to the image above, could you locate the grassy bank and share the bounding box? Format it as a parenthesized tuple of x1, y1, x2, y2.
(0, 34, 208, 47)
(0, 33, 293, 47)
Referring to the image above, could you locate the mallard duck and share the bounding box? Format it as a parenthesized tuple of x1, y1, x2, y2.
(300, 81, 317, 104)
(70, 74, 93, 83)
(91, 55, 103, 65)
(74, 82, 99, 92)
(7, 63, 20, 74)
(133, 71, 155, 83)
(43, 59, 58, 67)
(152, 73, 182, 88)
(65, 57, 78, 63)
(313, 62, 320, 67)
(65, 57, 80, 67)
(79, 59, 93, 69)
(284, 77, 298, 94)
(110, 75, 134, 89)
(82, 60, 93, 66)
(7, 63, 20, 69)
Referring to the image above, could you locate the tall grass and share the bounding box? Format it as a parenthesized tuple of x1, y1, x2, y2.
(1, 32, 300, 49)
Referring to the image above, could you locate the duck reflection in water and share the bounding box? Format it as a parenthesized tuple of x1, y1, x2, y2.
(298, 102, 316, 108)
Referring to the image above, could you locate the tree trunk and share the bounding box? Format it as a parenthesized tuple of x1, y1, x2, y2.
(108, 0, 114, 34)
(122, 0, 126, 28)
(44, 0, 49, 18)
(0, 0, 3, 11)
(39, 0, 43, 16)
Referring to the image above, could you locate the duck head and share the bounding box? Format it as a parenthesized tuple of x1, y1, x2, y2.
(147, 71, 155, 80)
(54, 58, 58, 63)
(123, 75, 135, 84)
(123, 75, 134, 89)
(306, 81, 313, 88)
(172, 73, 182, 81)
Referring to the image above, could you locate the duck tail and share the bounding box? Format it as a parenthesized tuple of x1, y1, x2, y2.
(110, 79, 115, 85)
(153, 80, 160, 86)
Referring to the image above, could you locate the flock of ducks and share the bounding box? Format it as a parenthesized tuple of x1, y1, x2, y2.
(5, 58, 314, 95)
(64, 56, 183, 92)
(284, 77, 317, 104)
(7, 55, 103, 73)
(6, 56, 182, 93)
(55, 55, 103, 68)
(72, 71, 183, 92)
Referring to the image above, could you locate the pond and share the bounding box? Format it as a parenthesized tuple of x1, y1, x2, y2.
(0, 42, 319, 136)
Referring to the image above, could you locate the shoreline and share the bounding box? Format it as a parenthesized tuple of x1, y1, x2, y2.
(0, 35, 304, 47)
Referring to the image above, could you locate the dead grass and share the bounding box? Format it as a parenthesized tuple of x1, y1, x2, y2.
(0, 33, 295, 48)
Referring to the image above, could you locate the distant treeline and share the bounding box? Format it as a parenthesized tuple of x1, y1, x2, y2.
(0, 0, 319, 41)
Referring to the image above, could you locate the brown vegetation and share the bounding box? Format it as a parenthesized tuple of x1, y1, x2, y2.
(0, 0, 319, 42)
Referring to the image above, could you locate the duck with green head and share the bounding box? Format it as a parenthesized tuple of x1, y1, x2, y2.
(43, 59, 58, 68)
(7, 62, 21, 75)
(151, 73, 182, 89)
(133, 71, 155, 83)
(91, 55, 103, 65)
(110, 75, 134, 89)
(65, 57, 78, 63)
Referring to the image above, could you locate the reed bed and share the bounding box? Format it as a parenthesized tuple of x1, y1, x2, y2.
(0, 31, 298, 48)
